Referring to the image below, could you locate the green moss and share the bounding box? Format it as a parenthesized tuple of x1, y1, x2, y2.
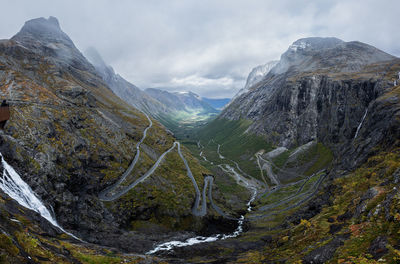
(15, 232, 40, 255)
(271, 150, 291, 169)
(305, 143, 333, 175)
(72, 253, 124, 264)
(60, 241, 143, 264)
(0, 233, 19, 259)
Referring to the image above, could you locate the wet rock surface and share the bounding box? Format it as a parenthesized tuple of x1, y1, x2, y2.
(303, 234, 350, 264)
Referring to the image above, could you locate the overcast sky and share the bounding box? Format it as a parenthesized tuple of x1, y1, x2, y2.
(1, 0, 400, 98)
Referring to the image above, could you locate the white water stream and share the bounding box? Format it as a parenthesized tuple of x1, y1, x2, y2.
(147, 141, 258, 254)
(146, 187, 257, 255)
(0, 153, 80, 241)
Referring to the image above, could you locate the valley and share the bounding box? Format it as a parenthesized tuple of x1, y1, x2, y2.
(0, 14, 400, 264)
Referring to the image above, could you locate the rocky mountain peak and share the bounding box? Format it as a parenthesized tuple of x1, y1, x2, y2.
(10, 16, 94, 72)
(244, 60, 279, 90)
(227, 61, 278, 105)
(12, 16, 74, 48)
(288, 37, 344, 52)
(272, 37, 395, 74)
(23, 16, 61, 31)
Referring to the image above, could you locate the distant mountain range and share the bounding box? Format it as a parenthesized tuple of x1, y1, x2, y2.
(201, 97, 230, 110)
(2, 16, 400, 264)
(84, 48, 223, 127)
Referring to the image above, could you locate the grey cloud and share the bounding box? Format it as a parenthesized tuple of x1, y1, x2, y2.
(0, 0, 399, 98)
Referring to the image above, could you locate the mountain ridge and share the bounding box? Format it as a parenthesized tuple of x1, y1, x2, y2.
(84, 46, 168, 115)
(177, 36, 400, 263)
(84, 47, 220, 132)
(145, 87, 218, 114)
(1, 17, 400, 263)
(0, 16, 222, 261)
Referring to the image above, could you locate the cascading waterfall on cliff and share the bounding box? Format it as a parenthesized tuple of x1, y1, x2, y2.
(0, 153, 80, 241)
(354, 108, 368, 139)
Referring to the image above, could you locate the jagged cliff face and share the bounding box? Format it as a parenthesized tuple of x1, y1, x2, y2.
(169, 38, 400, 264)
(245, 61, 279, 90)
(0, 17, 212, 253)
(221, 37, 400, 168)
(231, 60, 278, 102)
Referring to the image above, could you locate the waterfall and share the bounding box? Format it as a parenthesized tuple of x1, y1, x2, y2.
(0, 153, 80, 241)
(394, 72, 400, 86)
(354, 108, 368, 139)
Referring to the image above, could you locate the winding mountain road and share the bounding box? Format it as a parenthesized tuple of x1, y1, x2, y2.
(99, 112, 211, 216)
(99, 112, 152, 200)
(258, 170, 325, 211)
(256, 154, 281, 186)
(99, 113, 327, 223)
(249, 172, 327, 220)
(217, 144, 225, 159)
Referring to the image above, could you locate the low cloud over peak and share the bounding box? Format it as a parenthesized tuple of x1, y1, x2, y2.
(1, 0, 399, 98)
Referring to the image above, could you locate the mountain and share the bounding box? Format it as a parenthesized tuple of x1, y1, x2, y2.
(0, 16, 223, 261)
(84, 47, 167, 115)
(145, 88, 218, 114)
(221, 37, 397, 152)
(2, 16, 400, 263)
(84, 48, 218, 131)
(244, 61, 279, 90)
(201, 97, 230, 110)
(11, 16, 95, 73)
(185, 37, 400, 262)
(144, 88, 219, 136)
(271, 37, 395, 75)
(229, 60, 278, 105)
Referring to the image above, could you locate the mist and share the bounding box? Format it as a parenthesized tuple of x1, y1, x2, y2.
(1, 0, 400, 98)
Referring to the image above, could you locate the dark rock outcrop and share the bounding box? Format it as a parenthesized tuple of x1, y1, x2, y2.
(368, 236, 388, 260)
(303, 234, 349, 264)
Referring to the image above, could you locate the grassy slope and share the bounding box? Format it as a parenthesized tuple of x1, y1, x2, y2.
(154, 111, 217, 140)
(272, 142, 333, 179)
(186, 118, 332, 183)
(196, 118, 273, 180)
(110, 145, 211, 231)
(0, 39, 215, 248)
(234, 146, 400, 263)
(177, 118, 334, 214)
